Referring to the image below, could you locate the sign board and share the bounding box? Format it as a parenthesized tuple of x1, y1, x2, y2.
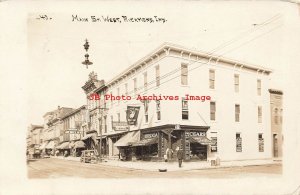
(126, 106, 140, 125)
(112, 121, 129, 131)
(185, 131, 206, 137)
(211, 137, 217, 152)
(236, 137, 242, 152)
(143, 132, 158, 139)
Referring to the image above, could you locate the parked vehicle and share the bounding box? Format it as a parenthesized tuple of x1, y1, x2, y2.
(80, 150, 97, 163)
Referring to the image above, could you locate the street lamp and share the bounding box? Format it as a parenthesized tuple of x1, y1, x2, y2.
(82, 39, 93, 69)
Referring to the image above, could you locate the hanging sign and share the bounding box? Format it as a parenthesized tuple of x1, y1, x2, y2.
(126, 106, 140, 125)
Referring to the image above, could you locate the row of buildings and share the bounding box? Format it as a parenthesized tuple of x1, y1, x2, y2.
(27, 43, 283, 162)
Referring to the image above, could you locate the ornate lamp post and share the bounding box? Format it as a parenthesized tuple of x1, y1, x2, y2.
(82, 39, 93, 69)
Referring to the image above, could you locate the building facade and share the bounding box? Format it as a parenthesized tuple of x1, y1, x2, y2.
(82, 43, 273, 162)
(60, 105, 87, 157)
(26, 124, 43, 158)
(40, 106, 74, 156)
(269, 89, 283, 158)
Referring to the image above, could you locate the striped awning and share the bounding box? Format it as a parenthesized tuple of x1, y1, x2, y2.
(132, 137, 158, 146)
(45, 141, 55, 149)
(74, 140, 85, 149)
(190, 136, 211, 145)
(56, 142, 70, 149)
(114, 131, 140, 147)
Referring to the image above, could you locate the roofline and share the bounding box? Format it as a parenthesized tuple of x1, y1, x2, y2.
(105, 42, 273, 87)
(61, 105, 87, 120)
(269, 89, 283, 95)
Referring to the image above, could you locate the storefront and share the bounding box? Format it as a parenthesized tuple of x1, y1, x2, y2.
(133, 124, 210, 161)
(70, 140, 86, 157)
(56, 141, 71, 156)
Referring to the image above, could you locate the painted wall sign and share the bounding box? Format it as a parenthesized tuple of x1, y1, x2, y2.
(185, 131, 206, 137)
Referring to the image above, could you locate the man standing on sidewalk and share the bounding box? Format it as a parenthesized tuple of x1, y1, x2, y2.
(176, 146, 184, 167)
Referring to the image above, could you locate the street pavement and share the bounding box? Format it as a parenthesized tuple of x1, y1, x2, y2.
(27, 158, 282, 178)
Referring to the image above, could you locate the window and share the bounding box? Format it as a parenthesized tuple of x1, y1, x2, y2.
(144, 72, 148, 91)
(210, 101, 216, 121)
(258, 133, 264, 152)
(144, 101, 149, 123)
(110, 91, 113, 108)
(133, 78, 137, 95)
(258, 106, 262, 123)
(280, 109, 283, 124)
(156, 100, 161, 120)
(117, 113, 120, 122)
(274, 108, 278, 124)
(104, 116, 107, 133)
(235, 104, 240, 122)
(236, 133, 242, 152)
(156, 65, 160, 87)
(182, 97, 189, 120)
(181, 63, 188, 85)
(110, 116, 114, 129)
(234, 74, 239, 92)
(125, 83, 128, 96)
(117, 88, 120, 105)
(211, 137, 218, 152)
(257, 79, 261, 96)
(209, 69, 215, 89)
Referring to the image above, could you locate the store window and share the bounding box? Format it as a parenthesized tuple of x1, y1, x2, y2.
(181, 63, 188, 85)
(209, 69, 215, 89)
(156, 65, 160, 87)
(235, 104, 240, 122)
(210, 101, 216, 121)
(234, 74, 239, 92)
(182, 97, 189, 120)
(156, 100, 161, 121)
(258, 106, 262, 123)
(257, 79, 261, 96)
(236, 133, 242, 152)
(258, 133, 264, 152)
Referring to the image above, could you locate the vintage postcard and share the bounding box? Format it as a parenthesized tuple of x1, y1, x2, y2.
(1, 1, 300, 194)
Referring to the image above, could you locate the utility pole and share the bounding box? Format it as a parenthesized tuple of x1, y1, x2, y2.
(98, 113, 102, 163)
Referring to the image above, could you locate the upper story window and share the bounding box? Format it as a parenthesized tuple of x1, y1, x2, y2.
(125, 83, 128, 96)
(235, 104, 240, 122)
(234, 74, 239, 93)
(182, 97, 189, 120)
(104, 116, 107, 133)
(257, 79, 261, 96)
(274, 108, 278, 124)
(110, 91, 113, 108)
(117, 88, 120, 105)
(144, 101, 149, 123)
(236, 133, 242, 152)
(117, 113, 120, 122)
(144, 72, 148, 91)
(156, 100, 161, 121)
(156, 65, 160, 87)
(258, 106, 262, 123)
(210, 101, 216, 121)
(209, 69, 215, 89)
(181, 63, 188, 85)
(133, 78, 137, 95)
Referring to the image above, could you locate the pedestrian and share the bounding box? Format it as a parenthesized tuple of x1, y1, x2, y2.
(176, 146, 184, 168)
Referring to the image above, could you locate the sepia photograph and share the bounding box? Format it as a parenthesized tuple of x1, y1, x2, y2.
(1, 1, 300, 195)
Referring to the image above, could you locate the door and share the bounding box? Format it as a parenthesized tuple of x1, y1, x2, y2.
(273, 134, 278, 157)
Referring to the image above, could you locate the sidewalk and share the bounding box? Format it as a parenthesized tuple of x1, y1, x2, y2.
(51, 156, 281, 172)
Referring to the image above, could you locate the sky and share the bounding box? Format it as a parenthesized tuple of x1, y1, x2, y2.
(27, 1, 288, 124)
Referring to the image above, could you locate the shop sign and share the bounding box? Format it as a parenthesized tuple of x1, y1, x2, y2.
(211, 137, 218, 152)
(185, 131, 206, 137)
(144, 132, 158, 139)
(126, 106, 140, 125)
(259, 138, 264, 152)
(112, 121, 129, 131)
(236, 137, 242, 152)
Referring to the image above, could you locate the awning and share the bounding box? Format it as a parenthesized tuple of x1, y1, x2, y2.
(39, 142, 48, 150)
(74, 140, 86, 149)
(190, 136, 211, 145)
(56, 142, 70, 149)
(133, 137, 158, 146)
(114, 131, 140, 147)
(81, 134, 94, 140)
(45, 141, 55, 149)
